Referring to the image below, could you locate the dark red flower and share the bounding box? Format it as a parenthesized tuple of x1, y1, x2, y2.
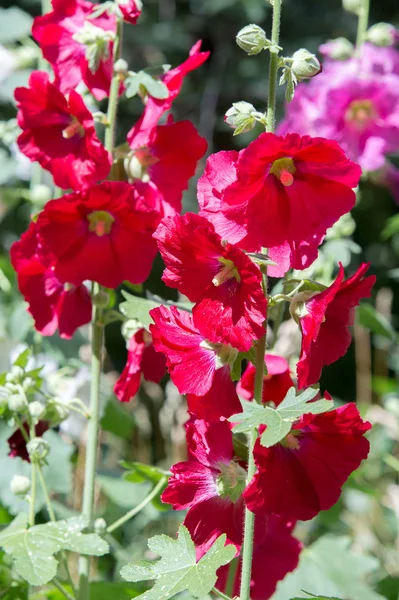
(36, 181, 160, 289)
(244, 401, 371, 521)
(32, 0, 116, 100)
(117, 0, 142, 24)
(216, 516, 302, 600)
(154, 213, 266, 351)
(198, 135, 360, 252)
(150, 305, 238, 396)
(127, 120, 207, 217)
(237, 354, 293, 405)
(10, 222, 92, 339)
(296, 263, 376, 388)
(127, 41, 209, 141)
(8, 421, 49, 462)
(114, 328, 166, 403)
(187, 366, 241, 422)
(15, 71, 111, 191)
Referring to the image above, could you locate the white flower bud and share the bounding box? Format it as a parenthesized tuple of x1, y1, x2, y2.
(30, 184, 52, 206)
(8, 394, 27, 413)
(114, 58, 129, 74)
(10, 475, 31, 497)
(319, 37, 354, 60)
(94, 518, 107, 534)
(23, 377, 35, 392)
(236, 24, 267, 55)
(291, 48, 321, 80)
(29, 401, 45, 420)
(11, 366, 24, 381)
(225, 101, 260, 135)
(367, 23, 399, 47)
(342, 0, 362, 15)
(27, 437, 49, 463)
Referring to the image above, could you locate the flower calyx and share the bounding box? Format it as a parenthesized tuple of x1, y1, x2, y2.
(289, 290, 320, 324)
(236, 24, 281, 56)
(216, 460, 247, 503)
(200, 340, 239, 370)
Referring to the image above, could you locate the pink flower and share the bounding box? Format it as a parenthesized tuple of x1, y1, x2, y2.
(10, 222, 92, 339)
(244, 402, 371, 521)
(161, 419, 245, 552)
(296, 263, 376, 389)
(114, 328, 166, 403)
(154, 213, 266, 351)
(197, 145, 353, 276)
(15, 71, 111, 191)
(32, 0, 116, 101)
(237, 354, 293, 405)
(117, 0, 142, 25)
(127, 41, 209, 141)
(149, 305, 238, 396)
(127, 120, 207, 217)
(36, 181, 160, 289)
(187, 367, 242, 422)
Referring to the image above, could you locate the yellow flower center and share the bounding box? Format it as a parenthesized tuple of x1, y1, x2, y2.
(62, 116, 85, 139)
(212, 257, 241, 287)
(269, 157, 297, 187)
(87, 210, 115, 237)
(345, 99, 376, 130)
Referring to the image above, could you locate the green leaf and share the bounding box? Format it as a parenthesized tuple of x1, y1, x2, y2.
(120, 525, 236, 599)
(284, 279, 327, 295)
(0, 514, 109, 586)
(230, 387, 332, 447)
(357, 303, 397, 341)
(125, 71, 169, 99)
(121, 461, 170, 485)
(119, 292, 162, 328)
(382, 213, 399, 239)
(230, 346, 257, 382)
(272, 536, 384, 600)
(101, 398, 135, 440)
(13, 349, 30, 370)
(0, 8, 33, 43)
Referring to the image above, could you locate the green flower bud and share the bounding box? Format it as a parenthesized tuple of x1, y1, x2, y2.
(236, 24, 267, 55)
(94, 518, 107, 534)
(93, 289, 110, 309)
(10, 475, 31, 497)
(8, 393, 27, 413)
(23, 377, 36, 392)
(27, 437, 50, 463)
(10, 366, 24, 382)
(225, 101, 258, 135)
(30, 183, 53, 206)
(342, 0, 362, 15)
(367, 23, 398, 47)
(320, 37, 354, 60)
(29, 401, 45, 420)
(114, 58, 129, 74)
(291, 48, 321, 79)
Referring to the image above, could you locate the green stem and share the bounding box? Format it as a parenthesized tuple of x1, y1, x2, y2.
(266, 0, 282, 133)
(355, 0, 370, 49)
(104, 20, 123, 156)
(106, 476, 168, 534)
(211, 587, 233, 600)
(29, 462, 37, 527)
(52, 579, 75, 600)
(239, 271, 268, 600)
(77, 283, 104, 600)
(36, 462, 56, 521)
(224, 557, 238, 598)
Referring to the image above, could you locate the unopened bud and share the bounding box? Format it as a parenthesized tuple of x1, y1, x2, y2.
(10, 475, 31, 497)
(93, 289, 110, 309)
(319, 37, 354, 60)
(225, 101, 258, 135)
(29, 401, 45, 420)
(8, 394, 27, 413)
(10, 366, 24, 381)
(23, 377, 35, 392)
(367, 23, 399, 47)
(27, 437, 49, 463)
(114, 58, 128, 74)
(94, 518, 107, 534)
(342, 0, 362, 15)
(30, 184, 52, 206)
(236, 24, 267, 55)
(291, 48, 321, 79)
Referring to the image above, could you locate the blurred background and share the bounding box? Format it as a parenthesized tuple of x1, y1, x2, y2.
(0, 1, 399, 599)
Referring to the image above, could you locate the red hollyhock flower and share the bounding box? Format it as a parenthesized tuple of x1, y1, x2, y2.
(8, 421, 49, 462)
(10, 222, 92, 339)
(244, 401, 371, 521)
(198, 150, 326, 277)
(237, 354, 293, 405)
(117, 0, 142, 24)
(15, 71, 111, 192)
(32, 0, 116, 101)
(296, 263, 376, 389)
(114, 328, 166, 403)
(187, 367, 242, 422)
(154, 213, 266, 351)
(127, 119, 207, 217)
(36, 181, 160, 289)
(198, 135, 360, 250)
(150, 305, 238, 396)
(162, 419, 245, 552)
(216, 517, 302, 600)
(127, 41, 209, 142)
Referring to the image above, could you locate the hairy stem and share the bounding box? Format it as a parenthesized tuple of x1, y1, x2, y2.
(211, 587, 233, 600)
(106, 477, 168, 534)
(356, 0, 370, 49)
(53, 579, 75, 600)
(266, 0, 282, 133)
(29, 462, 37, 527)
